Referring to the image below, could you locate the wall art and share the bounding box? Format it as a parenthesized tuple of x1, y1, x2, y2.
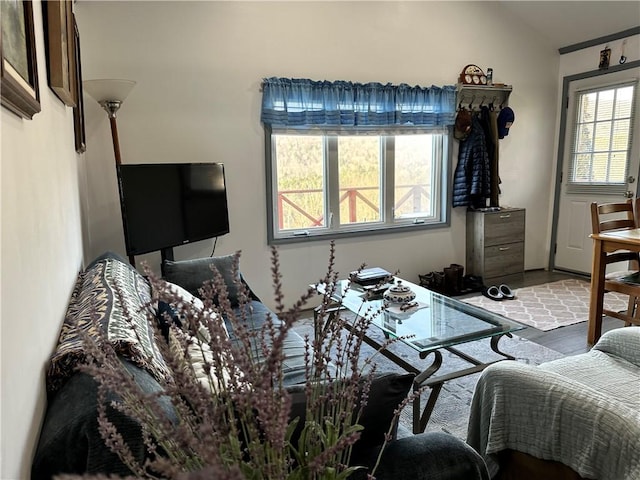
(44, 0, 76, 106)
(0, 0, 40, 119)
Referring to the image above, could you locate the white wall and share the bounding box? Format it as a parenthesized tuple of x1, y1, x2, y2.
(0, 1, 85, 478)
(559, 36, 640, 79)
(75, 1, 560, 309)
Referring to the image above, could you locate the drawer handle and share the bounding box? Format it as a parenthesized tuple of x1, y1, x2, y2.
(499, 247, 511, 251)
(499, 214, 512, 219)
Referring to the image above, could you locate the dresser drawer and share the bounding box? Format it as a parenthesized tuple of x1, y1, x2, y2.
(483, 242, 525, 279)
(483, 210, 525, 246)
(466, 207, 526, 281)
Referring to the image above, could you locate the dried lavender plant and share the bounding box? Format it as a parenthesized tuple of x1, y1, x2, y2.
(72, 242, 409, 479)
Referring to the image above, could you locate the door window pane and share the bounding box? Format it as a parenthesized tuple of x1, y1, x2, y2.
(615, 86, 633, 117)
(610, 151, 627, 182)
(596, 90, 614, 121)
(570, 82, 636, 186)
(593, 122, 611, 151)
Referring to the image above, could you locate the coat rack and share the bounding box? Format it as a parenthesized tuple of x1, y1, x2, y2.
(456, 84, 512, 111)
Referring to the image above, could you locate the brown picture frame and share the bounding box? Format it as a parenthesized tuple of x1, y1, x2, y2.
(0, 0, 40, 119)
(72, 15, 86, 153)
(44, 0, 76, 106)
(598, 47, 612, 70)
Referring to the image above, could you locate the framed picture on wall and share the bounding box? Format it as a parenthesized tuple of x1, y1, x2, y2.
(598, 46, 611, 70)
(72, 15, 86, 153)
(44, 0, 76, 106)
(0, 0, 41, 119)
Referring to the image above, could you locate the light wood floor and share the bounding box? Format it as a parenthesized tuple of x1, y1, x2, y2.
(470, 269, 623, 356)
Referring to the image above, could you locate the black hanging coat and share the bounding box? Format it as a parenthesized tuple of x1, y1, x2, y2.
(452, 116, 491, 208)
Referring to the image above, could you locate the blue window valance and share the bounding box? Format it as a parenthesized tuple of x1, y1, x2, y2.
(261, 77, 456, 128)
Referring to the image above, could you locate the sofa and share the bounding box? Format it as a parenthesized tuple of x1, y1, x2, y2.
(32, 252, 490, 479)
(467, 326, 640, 480)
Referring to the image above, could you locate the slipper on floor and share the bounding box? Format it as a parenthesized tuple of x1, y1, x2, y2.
(483, 285, 504, 301)
(499, 284, 515, 300)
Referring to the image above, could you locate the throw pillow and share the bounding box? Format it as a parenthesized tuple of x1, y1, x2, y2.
(167, 327, 235, 394)
(154, 280, 230, 341)
(286, 372, 414, 460)
(156, 301, 182, 342)
(162, 255, 242, 306)
(156, 280, 239, 394)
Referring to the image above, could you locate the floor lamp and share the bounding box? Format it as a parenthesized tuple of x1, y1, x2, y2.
(83, 79, 137, 265)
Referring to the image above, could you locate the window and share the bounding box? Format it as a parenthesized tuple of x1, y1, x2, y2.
(568, 81, 637, 193)
(261, 78, 455, 244)
(268, 129, 449, 242)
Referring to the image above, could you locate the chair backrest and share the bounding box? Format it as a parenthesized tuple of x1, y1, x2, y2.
(590, 199, 636, 234)
(590, 199, 639, 266)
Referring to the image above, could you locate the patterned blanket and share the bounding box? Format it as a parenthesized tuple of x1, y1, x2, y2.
(47, 257, 171, 394)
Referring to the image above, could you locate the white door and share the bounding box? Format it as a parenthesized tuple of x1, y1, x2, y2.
(555, 67, 640, 274)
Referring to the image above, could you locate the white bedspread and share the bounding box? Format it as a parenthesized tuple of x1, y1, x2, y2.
(467, 327, 640, 480)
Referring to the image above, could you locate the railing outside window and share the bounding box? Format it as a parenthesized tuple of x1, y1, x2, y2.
(277, 184, 430, 230)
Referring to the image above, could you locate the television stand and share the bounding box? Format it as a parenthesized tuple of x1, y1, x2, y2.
(161, 247, 174, 263)
(158, 247, 175, 277)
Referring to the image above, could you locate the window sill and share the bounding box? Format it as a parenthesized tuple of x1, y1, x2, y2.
(268, 220, 450, 245)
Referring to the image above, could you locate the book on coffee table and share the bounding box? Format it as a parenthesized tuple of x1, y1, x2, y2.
(349, 267, 392, 286)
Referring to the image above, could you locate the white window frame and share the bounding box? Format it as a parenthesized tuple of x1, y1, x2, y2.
(265, 126, 452, 244)
(567, 80, 637, 194)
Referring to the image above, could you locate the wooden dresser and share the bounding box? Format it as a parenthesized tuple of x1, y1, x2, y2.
(466, 207, 525, 285)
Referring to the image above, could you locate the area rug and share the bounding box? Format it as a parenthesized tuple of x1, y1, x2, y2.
(293, 316, 564, 440)
(462, 278, 629, 331)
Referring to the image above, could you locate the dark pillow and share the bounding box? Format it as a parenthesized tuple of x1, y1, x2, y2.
(162, 255, 241, 306)
(156, 301, 182, 342)
(286, 372, 414, 461)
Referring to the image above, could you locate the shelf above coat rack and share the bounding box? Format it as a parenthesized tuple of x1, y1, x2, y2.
(456, 83, 512, 111)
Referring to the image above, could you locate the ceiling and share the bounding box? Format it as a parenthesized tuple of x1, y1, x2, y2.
(497, 1, 640, 50)
(74, 1, 639, 52)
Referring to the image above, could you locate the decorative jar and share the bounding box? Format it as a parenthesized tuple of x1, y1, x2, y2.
(383, 280, 416, 304)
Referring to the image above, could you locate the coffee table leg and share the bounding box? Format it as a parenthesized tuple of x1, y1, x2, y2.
(413, 381, 443, 434)
(490, 333, 515, 359)
(412, 350, 443, 434)
(411, 335, 515, 433)
(314, 303, 343, 344)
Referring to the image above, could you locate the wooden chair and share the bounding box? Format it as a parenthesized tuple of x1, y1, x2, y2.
(590, 199, 640, 326)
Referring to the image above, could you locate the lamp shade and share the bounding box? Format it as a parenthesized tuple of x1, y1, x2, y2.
(83, 79, 136, 103)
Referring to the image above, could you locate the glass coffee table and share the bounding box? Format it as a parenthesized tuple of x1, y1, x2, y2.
(315, 277, 525, 433)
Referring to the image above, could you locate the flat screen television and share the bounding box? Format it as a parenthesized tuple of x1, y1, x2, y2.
(118, 163, 229, 256)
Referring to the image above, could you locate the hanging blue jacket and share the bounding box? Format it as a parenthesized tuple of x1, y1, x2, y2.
(452, 116, 490, 208)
